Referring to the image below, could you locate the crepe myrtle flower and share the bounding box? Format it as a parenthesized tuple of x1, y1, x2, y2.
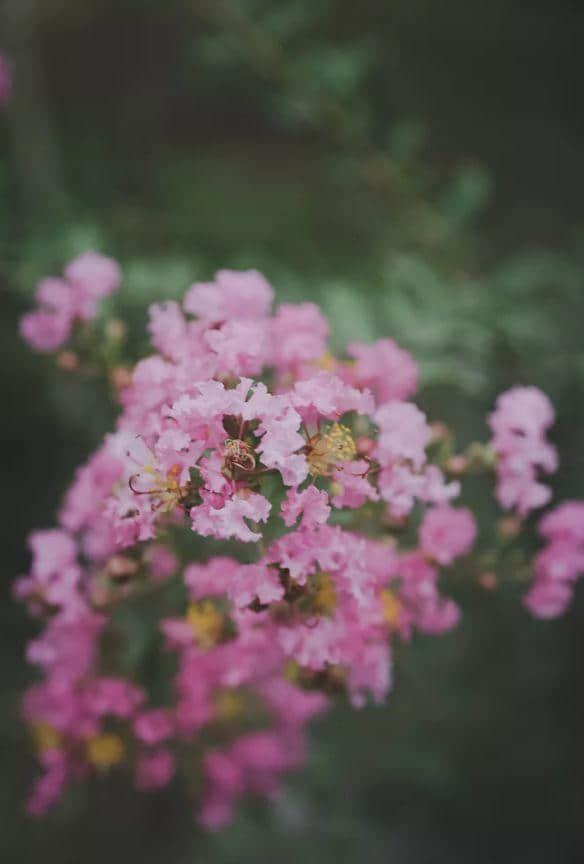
(17, 256, 581, 826)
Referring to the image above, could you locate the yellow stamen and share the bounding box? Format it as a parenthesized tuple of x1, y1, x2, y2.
(318, 351, 336, 371)
(380, 588, 402, 629)
(135, 464, 186, 511)
(86, 733, 125, 769)
(284, 659, 300, 682)
(311, 571, 337, 614)
(327, 665, 347, 688)
(33, 723, 61, 752)
(214, 689, 245, 721)
(307, 423, 356, 477)
(187, 601, 224, 649)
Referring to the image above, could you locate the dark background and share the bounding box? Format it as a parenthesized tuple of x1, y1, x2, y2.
(1, 1, 583, 861)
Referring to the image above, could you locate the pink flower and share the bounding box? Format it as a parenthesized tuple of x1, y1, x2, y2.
(27, 530, 78, 578)
(374, 401, 431, 470)
(271, 302, 329, 374)
(191, 493, 271, 543)
(135, 750, 174, 789)
(148, 301, 189, 361)
(26, 750, 69, 816)
(489, 386, 558, 516)
(534, 542, 584, 585)
(24, 613, 104, 681)
(20, 252, 121, 352)
(134, 709, 174, 745)
(19, 310, 72, 352)
(64, 251, 121, 308)
(14, 529, 84, 618)
(281, 486, 331, 529)
(397, 552, 460, 636)
(200, 731, 297, 828)
(204, 319, 272, 376)
(60, 441, 124, 533)
(147, 545, 179, 582)
(539, 501, 584, 545)
(524, 579, 573, 619)
(20, 254, 576, 828)
(419, 506, 477, 565)
(35, 277, 75, 312)
(184, 557, 240, 600)
(228, 563, 284, 608)
(84, 677, 144, 719)
(184, 269, 273, 322)
(331, 460, 379, 509)
(253, 394, 308, 486)
(291, 372, 374, 425)
(260, 679, 328, 728)
(524, 501, 584, 619)
(490, 386, 555, 440)
(346, 338, 418, 404)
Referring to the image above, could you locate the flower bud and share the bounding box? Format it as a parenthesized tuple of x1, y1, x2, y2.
(478, 571, 497, 590)
(111, 365, 133, 390)
(105, 318, 127, 342)
(56, 350, 79, 372)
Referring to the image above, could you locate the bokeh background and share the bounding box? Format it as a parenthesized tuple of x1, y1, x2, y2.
(1, 1, 584, 861)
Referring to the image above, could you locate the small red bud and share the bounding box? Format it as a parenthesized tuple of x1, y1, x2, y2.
(498, 515, 522, 539)
(56, 350, 79, 371)
(111, 365, 133, 390)
(478, 571, 497, 590)
(430, 421, 451, 442)
(356, 436, 374, 456)
(445, 455, 467, 475)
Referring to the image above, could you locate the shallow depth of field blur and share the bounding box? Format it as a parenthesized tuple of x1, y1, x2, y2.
(1, 1, 584, 861)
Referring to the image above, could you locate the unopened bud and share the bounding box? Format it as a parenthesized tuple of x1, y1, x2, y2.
(105, 318, 127, 342)
(110, 365, 133, 390)
(356, 435, 374, 456)
(108, 555, 138, 581)
(478, 571, 497, 590)
(430, 421, 450, 442)
(56, 350, 79, 372)
(498, 515, 522, 539)
(445, 455, 467, 475)
(466, 442, 497, 471)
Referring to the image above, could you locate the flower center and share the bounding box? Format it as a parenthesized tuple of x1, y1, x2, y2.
(33, 722, 61, 752)
(214, 688, 245, 721)
(223, 438, 256, 473)
(86, 733, 125, 769)
(187, 601, 224, 649)
(310, 571, 337, 614)
(380, 588, 402, 630)
(130, 463, 187, 512)
(307, 423, 356, 476)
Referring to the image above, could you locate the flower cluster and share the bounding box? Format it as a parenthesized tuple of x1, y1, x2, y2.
(488, 386, 558, 516)
(16, 254, 583, 826)
(525, 502, 584, 618)
(20, 252, 120, 352)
